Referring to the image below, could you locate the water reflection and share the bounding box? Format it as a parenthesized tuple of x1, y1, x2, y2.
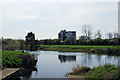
(80, 54, 120, 67)
(20, 69, 32, 80)
(58, 55, 76, 63)
(20, 51, 120, 78)
(20, 66, 38, 80)
(20, 52, 38, 80)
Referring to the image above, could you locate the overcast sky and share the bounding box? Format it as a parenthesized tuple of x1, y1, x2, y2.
(1, 2, 118, 39)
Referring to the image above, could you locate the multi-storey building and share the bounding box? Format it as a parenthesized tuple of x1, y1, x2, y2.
(58, 30, 76, 44)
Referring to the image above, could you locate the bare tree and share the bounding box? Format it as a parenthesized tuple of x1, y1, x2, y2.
(113, 32, 120, 38)
(96, 30, 102, 39)
(94, 32, 97, 39)
(107, 33, 113, 39)
(82, 25, 92, 40)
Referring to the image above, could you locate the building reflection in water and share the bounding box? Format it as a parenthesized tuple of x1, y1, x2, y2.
(58, 55, 76, 63)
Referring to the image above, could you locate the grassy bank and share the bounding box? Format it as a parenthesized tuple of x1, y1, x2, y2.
(39, 45, 120, 56)
(69, 64, 120, 79)
(2, 50, 36, 69)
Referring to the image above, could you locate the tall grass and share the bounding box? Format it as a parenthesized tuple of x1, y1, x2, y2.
(70, 65, 91, 75)
(69, 64, 120, 79)
(85, 64, 118, 80)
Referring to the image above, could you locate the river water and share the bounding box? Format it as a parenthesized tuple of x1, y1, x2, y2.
(20, 51, 120, 79)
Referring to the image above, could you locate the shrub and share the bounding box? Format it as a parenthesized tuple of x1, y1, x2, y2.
(2, 50, 35, 68)
(19, 54, 35, 68)
(2, 39, 21, 51)
(108, 66, 116, 72)
(104, 64, 116, 71)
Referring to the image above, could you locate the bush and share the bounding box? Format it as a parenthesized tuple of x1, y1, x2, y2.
(2, 50, 35, 68)
(18, 54, 35, 68)
(2, 39, 23, 51)
(104, 64, 116, 71)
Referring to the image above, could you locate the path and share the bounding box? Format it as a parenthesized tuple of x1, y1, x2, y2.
(0, 68, 20, 80)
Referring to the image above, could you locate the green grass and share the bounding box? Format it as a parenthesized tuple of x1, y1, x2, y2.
(40, 45, 120, 49)
(39, 45, 120, 56)
(2, 50, 35, 69)
(41, 45, 119, 47)
(69, 64, 120, 79)
(85, 64, 118, 80)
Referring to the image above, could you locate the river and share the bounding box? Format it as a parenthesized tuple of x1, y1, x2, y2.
(20, 51, 120, 79)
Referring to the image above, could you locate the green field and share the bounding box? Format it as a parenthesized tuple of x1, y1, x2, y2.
(40, 45, 120, 49)
(39, 45, 120, 56)
(2, 50, 35, 69)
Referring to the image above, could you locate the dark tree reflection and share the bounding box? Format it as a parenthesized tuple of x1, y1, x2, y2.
(58, 55, 76, 63)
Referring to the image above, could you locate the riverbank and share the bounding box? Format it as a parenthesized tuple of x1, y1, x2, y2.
(38, 45, 120, 56)
(1, 50, 37, 79)
(2, 50, 37, 69)
(68, 64, 120, 79)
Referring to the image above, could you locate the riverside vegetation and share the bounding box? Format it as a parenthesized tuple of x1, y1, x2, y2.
(39, 45, 120, 56)
(1, 37, 120, 79)
(1, 50, 37, 80)
(2, 37, 120, 56)
(2, 50, 36, 69)
(68, 64, 120, 79)
(1, 38, 37, 69)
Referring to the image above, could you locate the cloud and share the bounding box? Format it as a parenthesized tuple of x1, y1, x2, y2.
(0, 0, 119, 2)
(1, 2, 118, 39)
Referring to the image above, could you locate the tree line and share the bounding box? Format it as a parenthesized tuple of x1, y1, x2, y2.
(2, 36, 120, 51)
(1, 38, 24, 51)
(39, 25, 120, 45)
(1, 25, 120, 51)
(38, 38, 120, 45)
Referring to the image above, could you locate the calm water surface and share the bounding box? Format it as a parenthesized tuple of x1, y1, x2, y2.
(21, 51, 120, 79)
